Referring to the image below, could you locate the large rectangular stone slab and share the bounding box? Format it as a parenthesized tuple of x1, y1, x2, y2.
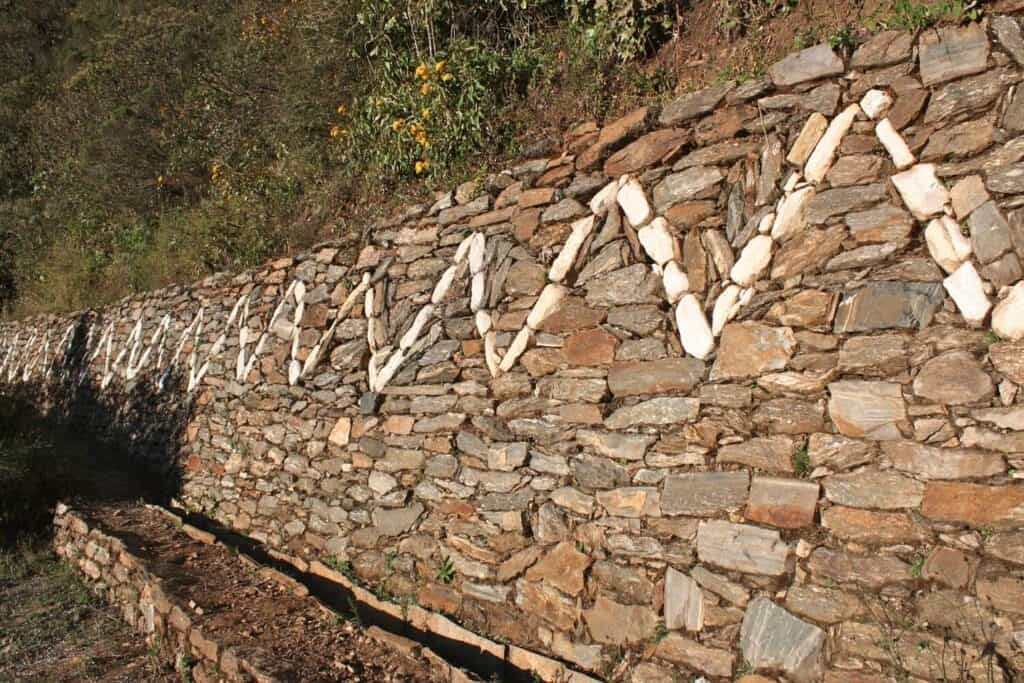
(604, 397, 700, 429)
(921, 482, 1024, 528)
(607, 357, 705, 397)
(696, 520, 790, 576)
(662, 472, 750, 516)
(833, 281, 944, 333)
(746, 477, 819, 528)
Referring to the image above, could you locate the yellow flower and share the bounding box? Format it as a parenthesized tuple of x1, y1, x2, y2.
(434, 60, 446, 72)
(336, 104, 346, 114)
(420, 83, 431, 95)
(415, 130, 428, 146)
(329, 125, 341, 138)
(441, 72, 453, 82)
(421, 108, 430, 120)
(391, 118, 405, 131)
(415, 62, 429, 80)
(415, 159, 430, 175)
(374, 97, 383, 107)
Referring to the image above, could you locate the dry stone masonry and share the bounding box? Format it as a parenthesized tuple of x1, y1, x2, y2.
(6, 15, 1024, 683)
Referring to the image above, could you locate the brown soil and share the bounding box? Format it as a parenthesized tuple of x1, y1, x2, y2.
(0, 544, 177, 683)
(78, 503, 445, 683)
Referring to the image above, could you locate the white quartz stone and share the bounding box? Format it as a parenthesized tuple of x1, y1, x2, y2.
(804, 104, 860, 184)
(431, 265, 458, 304)
(891, 164, 950, 220)
(484, 331, 501, 376)
(499, 326, 532, 372)
(454, 234, 473, 263)
(942, 215, 973, 262)
(589, 180, 620, 215)
(469, 232, 487, 273)
(783, 173, 801, 193)
(993, 281, 1024, 341)
(770, 186, 815, 242)
(400, 304, 434, 350)
(944, 261, 992, 326)
(860, 89, 893, 120)
(294, 280, 307, 304)
(637, 217, 677, 266)
(364, 287, 375, 319)
(875, 118, 915, 169)
(527, 284, 568, 329)
(549, 215, 596, 282)
(373, 348, 406, 392)
(731, 235, 773, 287)
(757, 212, 775, 234)
(662, 260, 690, 303)
(475, 310, 492, 336)
(675, 294, 715, 360)
(925, 218, 962, 274)
(616, 176, 653, 227)
(470, 271, 486, 312)
(711, 284, 743, 336)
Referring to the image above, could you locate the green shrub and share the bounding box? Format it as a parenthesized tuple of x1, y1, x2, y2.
(0, 0, 684, 316)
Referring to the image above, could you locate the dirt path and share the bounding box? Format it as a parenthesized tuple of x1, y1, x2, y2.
(73, 504, 446, 682)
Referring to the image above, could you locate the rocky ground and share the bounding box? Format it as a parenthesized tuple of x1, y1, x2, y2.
(0, 542, 178, 683)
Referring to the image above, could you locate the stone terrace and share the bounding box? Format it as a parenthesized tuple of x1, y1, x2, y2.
(4, 13, 1024, 683)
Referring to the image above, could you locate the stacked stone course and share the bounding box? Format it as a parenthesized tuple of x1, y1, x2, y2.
(8, 15, 1024, 682)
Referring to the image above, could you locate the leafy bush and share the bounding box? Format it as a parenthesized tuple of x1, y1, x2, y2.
(565, 0, 676, 63)
(0, 0, 684, 317)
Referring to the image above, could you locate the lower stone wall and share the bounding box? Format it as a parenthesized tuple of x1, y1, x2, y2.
(52, 503, 496, 683)
(53, 505, 239, 682)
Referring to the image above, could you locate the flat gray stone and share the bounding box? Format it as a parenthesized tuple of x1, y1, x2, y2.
(768, 43, 844, 87)
(576, 429, 654, 461)
(652, 166, 725, 212)
(659, 82, 734, 126)
(913, 350, 994, 405)
(741, 598, 825, 683)
(372, 502, 424, 536)
(851, 30, 913, 68)
(696, 520, 790, 576)
(717, 436, 796, 473)
(662, 472, 750, 515)
(883, 440, 1006, 480)
(807, 547, 912, 589)
(584, 264, 661, 307)
(604, 397, 700, 429)
(828, 380, 907, 440)
(607, 357, 705, 397)
(823, 470, 924, 509)
(968, 200, 1013, 263)
(805, 183, 887, 224)
(925, 67, 1019, 123)
(833, 281, 944, 333)
(994, 15, 1024, 66)
(921, 118, 994, 161)
(919, 22, 990, 87)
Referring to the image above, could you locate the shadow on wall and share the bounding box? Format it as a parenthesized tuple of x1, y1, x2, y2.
(0, 313, 193, 545)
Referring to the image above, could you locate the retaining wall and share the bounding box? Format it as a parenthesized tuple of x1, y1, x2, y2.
(9, 15, 1024, 682)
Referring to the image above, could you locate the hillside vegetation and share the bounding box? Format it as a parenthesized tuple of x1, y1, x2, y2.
(0, 0, 975, 316)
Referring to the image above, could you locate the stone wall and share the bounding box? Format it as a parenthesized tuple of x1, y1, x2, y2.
(7, 15, 1024, 682)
